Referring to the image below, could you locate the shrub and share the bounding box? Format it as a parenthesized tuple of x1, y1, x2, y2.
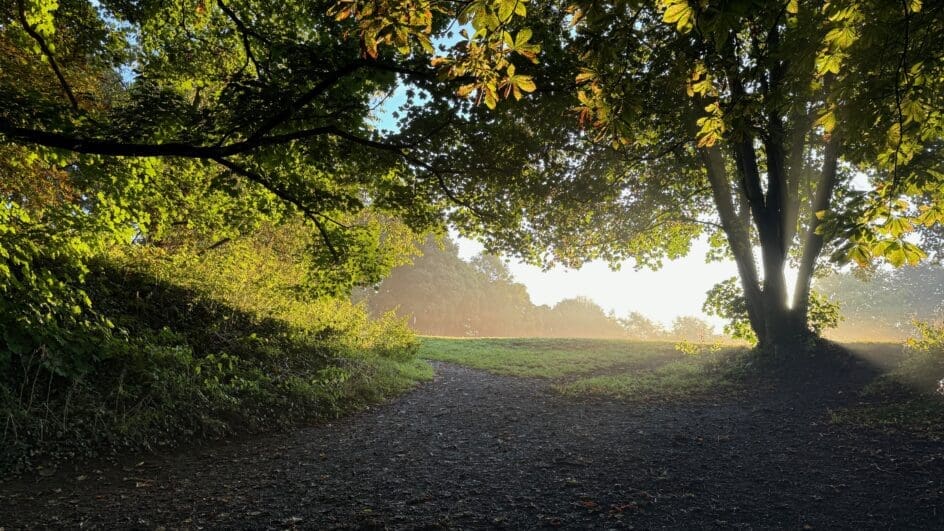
(1, 224, 427, 473)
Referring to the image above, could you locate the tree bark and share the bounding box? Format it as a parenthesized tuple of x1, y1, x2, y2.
(792, 135, 842, 325)
(701, 147, 767, 344)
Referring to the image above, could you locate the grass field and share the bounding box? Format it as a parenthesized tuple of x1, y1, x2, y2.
(419, 337, 944, 433)
(419, 337, 751, 399)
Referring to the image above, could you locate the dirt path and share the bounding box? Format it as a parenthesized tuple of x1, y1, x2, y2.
(2, 362, 943, 529)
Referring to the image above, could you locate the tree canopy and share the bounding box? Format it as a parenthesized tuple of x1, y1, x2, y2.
(406, 0, 944, 349)
(2, 0, 944, 352)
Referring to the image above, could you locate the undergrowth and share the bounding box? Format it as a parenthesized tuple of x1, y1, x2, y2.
(1, 226, 429, 473)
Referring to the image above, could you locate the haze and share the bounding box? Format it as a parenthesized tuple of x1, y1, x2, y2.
(455, 234, 745, 329)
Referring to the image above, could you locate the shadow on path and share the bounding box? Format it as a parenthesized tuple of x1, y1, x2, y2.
(2, 361, 942, 528)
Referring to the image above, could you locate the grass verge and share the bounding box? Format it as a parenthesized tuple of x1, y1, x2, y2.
(558, 355, 745, 400)
(419, 337, 681, 379)
(420, 337, 749, 400)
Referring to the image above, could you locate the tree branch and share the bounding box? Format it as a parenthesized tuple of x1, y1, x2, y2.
(218, 0, 264, 76)
(246, 61, 367, 142)
(212, 157, 340, 261)
(701, 146, 766, 336)
(15, 0, 79, 111)
(793, 134, 841, 310)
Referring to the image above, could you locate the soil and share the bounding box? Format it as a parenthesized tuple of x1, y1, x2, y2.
(1, 360, 943, 529)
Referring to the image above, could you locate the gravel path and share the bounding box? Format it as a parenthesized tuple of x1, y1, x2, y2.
(2, 361, 943, 529)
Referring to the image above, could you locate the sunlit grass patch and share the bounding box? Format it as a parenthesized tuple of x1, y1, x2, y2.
(558, 353, 747, 400)
(420, 336, 750, 399)
(419, 336, 681, 379)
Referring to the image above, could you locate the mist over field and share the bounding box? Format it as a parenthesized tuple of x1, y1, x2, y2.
(359, 236, 944, 344)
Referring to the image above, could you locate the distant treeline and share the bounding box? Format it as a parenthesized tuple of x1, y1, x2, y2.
(360, 238, 944, 342)
(358, 238, 719, 341)
(817, 264, 944, 341)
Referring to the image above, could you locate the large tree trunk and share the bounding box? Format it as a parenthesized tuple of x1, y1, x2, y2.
(792, 136, 842, 324)
(706, 135, 821, 352)
(702, 147, 768, 343)
(706, 134, 838, 353)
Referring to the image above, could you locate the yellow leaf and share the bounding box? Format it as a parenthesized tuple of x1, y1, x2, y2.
(661, 1, 695, 32)
(515, 28, 533, 47)
(575, 70, 595, 83)
(663, 3, 690, 24)
(516, 76, 536, 93)
(814, 110, 836, 133)
(887, 122, 901, 145)
(456, 84, 477, 97)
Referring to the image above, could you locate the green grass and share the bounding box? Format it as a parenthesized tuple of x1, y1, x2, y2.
(558, 356, 742, 400)
(420, 337, 749, 400)
(419, 337, 682, 379)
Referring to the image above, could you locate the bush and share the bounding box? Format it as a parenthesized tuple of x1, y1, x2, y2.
(0, 224, 428, 473)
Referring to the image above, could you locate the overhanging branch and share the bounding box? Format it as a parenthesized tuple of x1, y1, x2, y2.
(212, 156, 340, 261)
(15, 0, 79, 111)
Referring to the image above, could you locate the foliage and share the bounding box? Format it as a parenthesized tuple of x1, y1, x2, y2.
(674, 339, 722, 356)
(619, 312, 668, 341)
(0, 201, 113, 379)
(669, 315, 718, 343)
(807, 290, 843, 336)
(0, 224, 428, 473)
(898, 319, 944, 394)
(1, 0, 445, 470)
(704, 277, 841, 344)
(0, 0, 542, 283)
(702, 278, 756, 342)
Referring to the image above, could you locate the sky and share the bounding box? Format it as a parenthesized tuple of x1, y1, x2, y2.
(451, 233, 746, 330)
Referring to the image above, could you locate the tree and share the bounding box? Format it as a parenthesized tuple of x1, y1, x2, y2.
(620, 312, 668, 341)
(0, 0, 541, 294)
(470, 253, 515, 283)
(575, 1, 944, 350)
(670, 315, 717, 343)
(4, 0, 943, 354)
(815, 263, 944, 340)
(416, 1, 944, 351)
(360, 236, 632, 338)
